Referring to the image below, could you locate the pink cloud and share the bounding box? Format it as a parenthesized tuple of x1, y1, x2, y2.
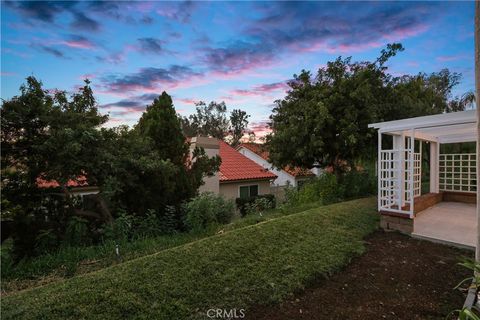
(176, 98, 198, 105)
(436, 54, 467, 62)
(78, 73, 97, 80)
(249, 120, 272, 138)
(61, 39, 95, 50)
(230, 81, 289, 97)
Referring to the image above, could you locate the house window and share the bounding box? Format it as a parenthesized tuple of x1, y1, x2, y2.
(239, 185, 259, 199)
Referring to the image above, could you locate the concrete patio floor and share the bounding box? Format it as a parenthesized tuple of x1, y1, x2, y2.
(412, 202, 477, 250)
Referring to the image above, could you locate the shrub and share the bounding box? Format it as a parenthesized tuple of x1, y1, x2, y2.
(135, 210, 162, 238)
(64, 217, 91, 247)
(340, 170, 376, 199)
(245, 197, 276, 215)
(158, 205, 179, 234)
(285, 173, 342, 206)
(104, 211, 134, 242)
(184, 193, 235, 232)
(235, 194, 276, 216)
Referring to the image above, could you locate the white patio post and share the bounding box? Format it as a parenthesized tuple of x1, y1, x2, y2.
(409, 129, 415, 216)
(393, 133, 405, 209)
(429, 141, 439, 194)
(377, 131, 382, 211)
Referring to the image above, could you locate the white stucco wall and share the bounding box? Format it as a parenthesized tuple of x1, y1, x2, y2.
(237, 147, 299, 187)
(219, 179, 272, 200)
(190, 137, 220, 194)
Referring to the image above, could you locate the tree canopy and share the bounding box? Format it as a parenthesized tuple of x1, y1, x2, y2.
(267, 43, 469, 173)
(180, 101, 250, 145)
(1, 80, 220, 258)
(229, 109, 250, 147)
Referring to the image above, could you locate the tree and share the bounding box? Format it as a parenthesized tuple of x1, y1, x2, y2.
(134, 92, 221, 216)
(1, 77, 111, 257)
(447, 91, 476, 112)
(1, 77, 52, 187)
(137, 92, 188, 165)
(378, 69, 462, 121)
(180, 101, 229, 139)
(2, 82, 221, 257)
(267, 43, 464, 174)
(229, 109, 250, 147)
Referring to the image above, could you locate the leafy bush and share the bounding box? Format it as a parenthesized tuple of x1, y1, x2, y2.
(283, 170, 376, 208)
(235, 194, 276, 216)
(340, 170, 376, 199)
(104, 211, 134, 242)
(135, 210, 162, 238)
(285, 173, 342, 206)
(64, 217, 91, 247)
(159, 205, 180, 234)
(184, 193, 235, 231)
(245, 197, 276, 215)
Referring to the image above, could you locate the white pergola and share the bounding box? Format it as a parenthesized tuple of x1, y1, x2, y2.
(369, 110, 477, 217)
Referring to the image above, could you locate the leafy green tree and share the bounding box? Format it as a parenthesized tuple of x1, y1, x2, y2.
(1, 77, 52, 188)
(2, 82, 220, 257)
(267, 43, 464, 174)
(446, 91, 476, 112)
(378, 69, 462, 121)
(229, 109, 250, 147)
(180, 101, 229, 139)
(134, 92, 221, 219)
(1, 77, 110, 257)
(137, 92, 188, 165)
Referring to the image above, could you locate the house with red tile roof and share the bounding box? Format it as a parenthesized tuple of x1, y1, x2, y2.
(36, 176, 99, 196)
(237, 143, 318, 188)
(189, 137, 277, 199)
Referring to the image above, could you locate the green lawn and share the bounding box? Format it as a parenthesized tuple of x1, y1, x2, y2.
(2, 197, 378, 320)
(1, 198, 339, 292)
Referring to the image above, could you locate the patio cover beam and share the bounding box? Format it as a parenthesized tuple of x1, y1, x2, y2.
(369, 110, 477, 134)
(388, 130, 438, 143)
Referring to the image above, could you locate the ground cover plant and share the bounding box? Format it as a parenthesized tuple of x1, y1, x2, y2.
(2, 197, 378, 319)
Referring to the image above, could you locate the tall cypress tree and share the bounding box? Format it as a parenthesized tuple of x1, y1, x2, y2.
(136, 92, 187, 166)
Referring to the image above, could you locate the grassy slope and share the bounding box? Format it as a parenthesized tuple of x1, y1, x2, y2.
(2, 198, 335, 292)
(3, 197, 378, 320)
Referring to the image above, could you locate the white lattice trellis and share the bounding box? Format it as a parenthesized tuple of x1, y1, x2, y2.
(408, 153, 421, 198)
(439, 153, 477, 193)
(378, 148, 415, 215)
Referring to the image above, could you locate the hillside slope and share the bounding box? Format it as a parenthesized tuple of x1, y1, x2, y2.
(3, 197, 378, 320)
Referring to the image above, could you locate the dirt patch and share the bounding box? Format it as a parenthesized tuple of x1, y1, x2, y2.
(249, 231, 472, 320)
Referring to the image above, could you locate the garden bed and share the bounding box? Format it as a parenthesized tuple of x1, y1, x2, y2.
(250, 231, 472, 320)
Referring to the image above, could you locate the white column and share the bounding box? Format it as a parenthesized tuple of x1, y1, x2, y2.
(393, 133, 405, 208)
(377, 131, 382, 211)
(429, 141, 439, 194)
(409, 129, 415, 216)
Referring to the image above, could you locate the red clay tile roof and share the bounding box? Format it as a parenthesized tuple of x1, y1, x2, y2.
(238, 143, 315, 178)
(36, 176, 88, 188)
(219, 140, 277, 182)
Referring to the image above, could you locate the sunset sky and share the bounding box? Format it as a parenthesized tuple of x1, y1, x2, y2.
(1, 1, 475, 136)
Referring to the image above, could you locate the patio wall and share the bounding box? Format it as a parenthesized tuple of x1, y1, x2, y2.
(380, 191, 476, 234)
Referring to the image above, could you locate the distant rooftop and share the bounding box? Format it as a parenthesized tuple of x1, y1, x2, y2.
(219, 141, 277, 182)
(238, 143, 315, 178)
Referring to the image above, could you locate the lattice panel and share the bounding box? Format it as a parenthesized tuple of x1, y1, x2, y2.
(379, 149, 414, 214)
(439, 153, 476, 193)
